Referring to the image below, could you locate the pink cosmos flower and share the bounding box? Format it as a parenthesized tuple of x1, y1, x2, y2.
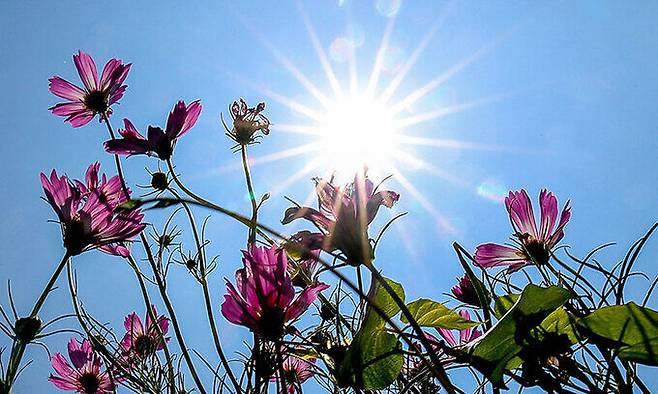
(221, 245, 329, 341)
(120, 305, 170, 359)
(49, 51, 131, 127)
(451, 275, 481, 307)
(475, 189, 571, 272)
(223, 98, 270, 147)
(282, 174, 399, 266)
(49, 338, 115, 394)
(271, 355, 316, 394)
(436, 310, 482, 348)
(104, 100, 202, 160)
(41, 163, 145, 257)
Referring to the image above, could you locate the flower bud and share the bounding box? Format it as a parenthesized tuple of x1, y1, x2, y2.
(150, 172, 168, 191)
(15, 316, 42, 343)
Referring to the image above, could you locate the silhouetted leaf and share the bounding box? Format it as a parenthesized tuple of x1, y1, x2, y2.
(469, 285, 572, 386)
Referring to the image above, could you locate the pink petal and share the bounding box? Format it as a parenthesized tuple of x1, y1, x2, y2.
(67, 110, 95, 127)
(539, 189, 558, 242)
(49, 77, 85, 101)
(50, 102, 86, 116)
(505, 190, 538, 239)
(285, 282, 329, 322)
(474, 243, 528, 270)
(548, 200, 572, 247)
(73, 51, 98, 91)
(123, 312, 145, 336)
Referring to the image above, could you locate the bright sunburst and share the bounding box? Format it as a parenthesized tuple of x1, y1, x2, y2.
(315, 93, 400, 180)
(222, 2, 511, 236)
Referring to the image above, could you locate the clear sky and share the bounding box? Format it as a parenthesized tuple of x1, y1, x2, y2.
(1, 1, 658, 392)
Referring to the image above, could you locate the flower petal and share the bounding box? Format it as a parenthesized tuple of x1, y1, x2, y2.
(73, 51, 98, 91)
(285, 282, 329, 322)
(49, 77, 85, 101)
(505, 189, 538, 239)
(474, 243, 528, 270)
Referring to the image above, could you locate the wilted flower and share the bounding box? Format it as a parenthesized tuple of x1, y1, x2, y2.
(475, 189, 571, 272)
(282, 173, 399, 266)
(49, 51, 131, 127)
(120, 306, 169, 359)
(271, 355, 316, 394)
(221, 245, 329, 341)
(14, 316, 42, 343)
(436, 310, 482, 348)
(41, 163, 145, 257)
(451, 275, 483, 307)
(49, 338, 115, 394)
(223, 98, 270, 147)
(104, 100, 202, 160)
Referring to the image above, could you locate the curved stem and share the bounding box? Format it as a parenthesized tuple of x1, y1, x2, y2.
(101, 114, 207, 394)
(125, 255, 177, 392)
(168, 188, 242, 393)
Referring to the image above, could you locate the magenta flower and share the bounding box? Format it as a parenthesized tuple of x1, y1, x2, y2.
(104, 100, 202, 160)
(271, 355, 316, 394)
(41, 163, 145, 257)
(474, 189, 571, 272)
(451, 275, 482, 307)
(282, 174, 399, 266)
(436, 310, 482, 348)
(49, 51, 131, 127)
(223, 98, 270, 147)
(221, 245, 329, 341)
(120, 306, 170, 359)
(49, 338, 115, 394)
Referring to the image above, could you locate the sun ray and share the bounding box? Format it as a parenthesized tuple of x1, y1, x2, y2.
(394, 150, 472, 189)
(296, 0, 344, 98)
(394, 93, 508, 128)
(391, 169, 457, 235)
(233, 74, 323, 121)
(389, 40, 501, 115)
(268, 156, 325, 199)
(275, 123, 324, 136)
(235, 12, 333, 108)
(379, 10, 449, 104)
(365, 14, 397, 97)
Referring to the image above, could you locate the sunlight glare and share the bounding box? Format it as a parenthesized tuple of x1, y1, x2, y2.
(317, 93, 400, 180)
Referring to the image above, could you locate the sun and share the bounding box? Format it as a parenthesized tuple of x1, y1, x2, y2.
(316, 93, 400, 180)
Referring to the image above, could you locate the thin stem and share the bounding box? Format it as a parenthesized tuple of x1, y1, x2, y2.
(4, 252, 70, 389)
(168, 188, 241, 393)
(240, 145, 259, 246)
(101, 114, 207, 394)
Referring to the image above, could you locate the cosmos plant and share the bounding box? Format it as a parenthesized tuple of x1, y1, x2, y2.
(0, 50, 657, 394)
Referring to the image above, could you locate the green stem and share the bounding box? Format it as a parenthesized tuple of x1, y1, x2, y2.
(239, 145, 258, 246)
(4, 253, 69, 389)
(168, 189, 242, 393)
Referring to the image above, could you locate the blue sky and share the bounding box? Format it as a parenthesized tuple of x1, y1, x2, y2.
(1, 1, 658, 392)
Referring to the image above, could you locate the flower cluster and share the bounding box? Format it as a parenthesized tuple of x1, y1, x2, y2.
(41, 162, 145, 257)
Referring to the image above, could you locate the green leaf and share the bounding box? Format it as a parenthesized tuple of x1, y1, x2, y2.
(618, 339, 658, 366)
(361, 277, 405, 333)
(338, 277, 405, 390)
(494, 294, 520, 319)
(401, 299, 479, 330)
(469, 285, 572, 386)
(577, 302, 658, 366)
